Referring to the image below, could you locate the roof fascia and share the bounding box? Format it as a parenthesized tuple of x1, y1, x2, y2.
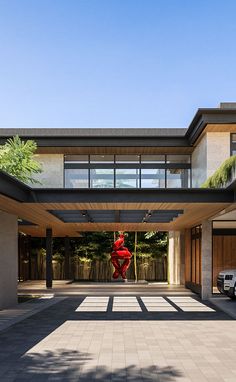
(0, 171, 34, 202)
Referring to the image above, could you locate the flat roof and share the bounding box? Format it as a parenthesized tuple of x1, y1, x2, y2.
(1, 107, 236, 146)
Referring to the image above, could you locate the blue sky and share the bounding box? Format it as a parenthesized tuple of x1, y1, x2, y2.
(0, 0, 236, 128)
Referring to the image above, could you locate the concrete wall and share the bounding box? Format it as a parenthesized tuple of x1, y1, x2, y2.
(32, 154, 64, 188)
(0, 211, 18, 309)
(192, 132, 230, 187)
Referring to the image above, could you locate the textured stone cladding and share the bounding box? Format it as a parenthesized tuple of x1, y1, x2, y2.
(206, 132, 230, 178)
(32, 154, 64, 188)
(192, 132, 230, 187)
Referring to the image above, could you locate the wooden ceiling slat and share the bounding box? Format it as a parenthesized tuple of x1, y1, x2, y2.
(0, 193, 233, 236)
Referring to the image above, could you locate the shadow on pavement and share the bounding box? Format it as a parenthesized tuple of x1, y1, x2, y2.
(2, 349, 183, 381)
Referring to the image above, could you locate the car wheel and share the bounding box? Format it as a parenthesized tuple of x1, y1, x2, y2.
(229, 283, 236, 299)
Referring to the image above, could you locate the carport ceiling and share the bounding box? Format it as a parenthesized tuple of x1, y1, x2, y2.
(48, 209, 184, 224)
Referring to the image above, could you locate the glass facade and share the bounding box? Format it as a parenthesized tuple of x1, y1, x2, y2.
(90, 169, 114, 188)
(116, 169, 140, 188)
(64, 154, 191, 189)
(141, 169, 165, 188)
(231, 133, 236, 155)
(65, 168, 89, 188)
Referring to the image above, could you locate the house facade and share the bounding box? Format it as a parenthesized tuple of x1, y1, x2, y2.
(0, 102, 236, 308)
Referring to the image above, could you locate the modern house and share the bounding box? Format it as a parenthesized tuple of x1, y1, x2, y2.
(0, 102, 236, 309)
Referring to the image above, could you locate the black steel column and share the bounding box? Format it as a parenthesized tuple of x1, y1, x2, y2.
(46, 228, 53, 288)
(28, 235, 32, 280)
(64, 236, 70, 280)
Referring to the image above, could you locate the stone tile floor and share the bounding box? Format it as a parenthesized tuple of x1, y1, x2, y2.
(0, 296, 235, 382)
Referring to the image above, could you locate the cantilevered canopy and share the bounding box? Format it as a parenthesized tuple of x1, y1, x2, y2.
(0, 171, 235, 236)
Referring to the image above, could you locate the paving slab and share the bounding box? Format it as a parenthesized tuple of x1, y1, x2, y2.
(0, 295, 234, 381)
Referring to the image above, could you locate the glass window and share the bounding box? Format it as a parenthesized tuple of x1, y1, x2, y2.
(231, 134, 236, 143)
(116, 155, 140, 163)
(90, 155, 114, 163)
(141, 169, 165, 188)
(64, 155, 89, 163)
(141, 155, 165, 163)
(116, 169, 140, 188)
(166, 169, 190, 188)
(65, 169, 89, 188)
(166, 155, 190, 163)
(90, 169, 114, 188)
(231, 134, 236, 156)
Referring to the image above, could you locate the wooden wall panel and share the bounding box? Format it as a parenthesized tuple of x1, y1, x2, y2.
(185, 229, 191, 282)
(213, 235, 236, 286)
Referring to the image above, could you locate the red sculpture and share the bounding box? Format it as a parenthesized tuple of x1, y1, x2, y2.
(111, 232, 132, 279)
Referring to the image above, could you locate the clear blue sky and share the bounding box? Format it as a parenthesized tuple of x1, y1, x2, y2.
(0, 0, 236, 128)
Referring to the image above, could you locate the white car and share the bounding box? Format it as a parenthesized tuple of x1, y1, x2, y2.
(217, 270, 236, 299)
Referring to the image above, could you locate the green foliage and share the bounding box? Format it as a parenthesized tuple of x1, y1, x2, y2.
(53, 252, 64, 264)
(30, 231, 168, 263)
(201, 155, 236, 188)
(0, 135, 42, 184)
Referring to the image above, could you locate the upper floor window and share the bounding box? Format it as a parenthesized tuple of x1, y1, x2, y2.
(64, 154, 191, 189)
(231, 134, 236, 156)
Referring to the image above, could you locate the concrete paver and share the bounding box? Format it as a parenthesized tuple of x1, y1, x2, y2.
(0, 295, 235, 381)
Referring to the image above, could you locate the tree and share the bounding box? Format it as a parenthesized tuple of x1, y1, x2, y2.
(0, 135, 42, 184)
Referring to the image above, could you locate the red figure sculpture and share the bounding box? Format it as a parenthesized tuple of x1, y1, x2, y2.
(111, 233, 132, 280)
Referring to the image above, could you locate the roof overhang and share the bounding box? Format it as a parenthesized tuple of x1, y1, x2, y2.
(1, 108, 236, 148)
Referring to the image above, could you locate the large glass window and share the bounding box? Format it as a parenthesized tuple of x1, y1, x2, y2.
(116, 155, 140, 163)
(141, 169, 165, 188)
(65, 169, 89, 188)
(166, 169, 190, 188)
(90, 155, 114, 163)
(166, 155, 190, 163)
(64, 154, 192, 189)
(64, 155, 89, 163)
(90, 169, 114, 188)
(231, 134, 236, 155)
(116, 169, 140, 188)
(141, 155, 165, 163)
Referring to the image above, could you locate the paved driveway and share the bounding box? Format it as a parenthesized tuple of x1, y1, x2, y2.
(0, 296, 235, 382)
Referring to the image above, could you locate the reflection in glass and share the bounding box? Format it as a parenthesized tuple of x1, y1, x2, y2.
(166, 169, 190, 188)
(116, 169, 140, 188)
(65, 169, 89, 188)
(141, 169, 165, 188)
(116, 155, 140, 163)
(90, 155, 114, 163)
(141, 155, 165, 163)
(166, 155, 190, 163)
(231, 133, 236, 143)
(90, 169, 114, 188)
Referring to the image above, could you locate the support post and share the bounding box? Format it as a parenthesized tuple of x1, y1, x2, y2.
(134, 231, 138, 282)
(168, 231, 181, 284)
(46, 228, 53, 288)
(64, 236, 70, 280)
(0, 211, 18, 309)
(28, 235, 32, 280)
(201, 220, 212, 300)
